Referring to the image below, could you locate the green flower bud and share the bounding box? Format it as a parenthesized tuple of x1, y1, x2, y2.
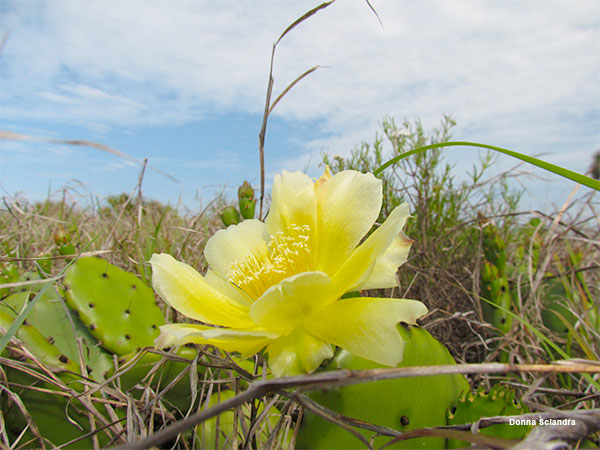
(238, 197, 256, 220)
(237, 181, 254, 201)
(220, 206, 241, 227)
(53, 226, 70, 246)
(59, 244, 77, 256)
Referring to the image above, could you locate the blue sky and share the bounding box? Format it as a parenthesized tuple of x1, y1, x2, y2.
(1, 0, 598, 213)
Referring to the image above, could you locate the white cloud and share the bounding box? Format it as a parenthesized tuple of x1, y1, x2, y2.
(1, 0, 598, 206)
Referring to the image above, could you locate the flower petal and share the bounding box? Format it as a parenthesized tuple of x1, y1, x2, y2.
(314, 170, 382, 276)
(249, 272, 334, 334)
(355, 205, 412, 290)
(266, 327, 333, 377)
(265, 170, 317, 236)
(305, 297, 427, 366)
(205, 269, 252, 306)
(204, 219, 269, 280)
(331, 203, 410, 295)
(155, 323, 277, 358)
(150, 253, 255, 329)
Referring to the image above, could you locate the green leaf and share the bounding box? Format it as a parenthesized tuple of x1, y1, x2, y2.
(374, 141, 600, 191)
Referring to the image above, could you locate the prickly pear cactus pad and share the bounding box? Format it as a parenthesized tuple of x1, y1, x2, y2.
(0, 305, 80, 372)
(446, 384, 530, 448)
(64, 257, 165, 356)
(296, 326, 470, 449)
(0, 286, 113, 379)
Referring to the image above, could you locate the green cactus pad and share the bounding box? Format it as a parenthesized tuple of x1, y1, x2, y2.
(480, 264, 513, 334)
(482, 224, 506, 273)
(0, 306, 80, 373)
(64, 257, 165, 356)
(296, 326, 470, 449)
(446, 384, 530, 448)
(0, 288, 112, 378)
(540, 278, 578, 335)
(0, 263, 19, 298)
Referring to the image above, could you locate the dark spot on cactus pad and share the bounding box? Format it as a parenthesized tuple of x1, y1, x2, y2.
(136, 346, 142, 352)
(101, 272, 108, 278)
(125, 334, 131, 340)
(28, 292, 36, 301)
(400, 415, 410, 426)
(500, 318, 506, 324)
(151, 324, 157, 329)
(89, 324, 96, 330)
(59, 354, 69, 364)
(88, 303, 94, 308)
(47, 336, 55, 345)
(500, 285, 506, 293)
(23, 319, 28, 325)
(155, 300, 160, 306)
(124, 308, 130, 315)
(131, 284, 137, 290)
(72, 309, 79, 316)
(86, 365, 93, 373)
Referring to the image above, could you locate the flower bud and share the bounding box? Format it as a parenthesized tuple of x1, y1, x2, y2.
(237, 181, 254, 201)
(238, 197, 256, 220)
(220, 206, 241, 227)
(54, 226, 70, 245)
(59, 244, 77, 256)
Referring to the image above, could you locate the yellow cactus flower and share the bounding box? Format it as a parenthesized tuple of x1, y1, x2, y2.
(151, 170, 427, 377)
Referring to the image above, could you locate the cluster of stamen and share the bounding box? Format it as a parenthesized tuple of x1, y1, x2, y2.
(228, 224, 311, 300)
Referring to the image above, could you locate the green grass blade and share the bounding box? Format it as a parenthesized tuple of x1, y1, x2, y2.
(374, 141, 600, 191)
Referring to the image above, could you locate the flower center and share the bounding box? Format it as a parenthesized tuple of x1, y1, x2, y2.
(228, 224, 312, 300)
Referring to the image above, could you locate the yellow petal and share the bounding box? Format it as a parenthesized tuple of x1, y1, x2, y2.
(265, 170, 317, 256)
(266, 327, 333, 377)
(355, 204, 412, 290)
(155, 323, 277, 358)
(205, 269, 252, 306)
(305, 297, 427, 366)
(150, 253, 255, 329)
(314, 170, 382, 276)
(204, 219, 269, 279)
(331, 203, 410, 295)
(250, 272, 334, 334)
